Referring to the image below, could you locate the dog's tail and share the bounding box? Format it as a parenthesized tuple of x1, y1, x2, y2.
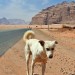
(23, 30, 35, 42)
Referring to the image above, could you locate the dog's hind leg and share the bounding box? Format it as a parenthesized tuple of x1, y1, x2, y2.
(25, 43, 31, 75)
(30, 60, 35, 75)
(42, 63, 46, 75)
(25, 53, 30, 75)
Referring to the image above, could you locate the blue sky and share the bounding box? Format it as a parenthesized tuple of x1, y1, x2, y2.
(0, 0, 74, 22)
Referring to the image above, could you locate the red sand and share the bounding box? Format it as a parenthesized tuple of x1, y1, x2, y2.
(0, 25, 75, 75)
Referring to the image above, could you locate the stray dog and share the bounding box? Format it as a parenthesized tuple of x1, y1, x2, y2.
(23, 30, 58, 75)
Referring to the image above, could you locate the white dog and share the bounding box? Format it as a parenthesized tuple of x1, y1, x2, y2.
(23, 30, 58, 75)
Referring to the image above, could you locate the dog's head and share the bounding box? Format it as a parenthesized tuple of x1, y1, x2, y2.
(39, 40, 58, 59)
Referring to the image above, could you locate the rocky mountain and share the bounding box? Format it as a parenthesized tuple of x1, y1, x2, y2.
(8, 19, 26, 25)
(31, 1, 75, 25)
(0, 17, 26, 25)
(0, 18, 9, 25)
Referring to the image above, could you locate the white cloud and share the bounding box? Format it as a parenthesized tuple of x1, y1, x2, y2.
(0, 0, 39, 22)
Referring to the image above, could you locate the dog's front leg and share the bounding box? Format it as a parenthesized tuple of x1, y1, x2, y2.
(42, 63, 46, 75)
(30, 60, 34, 75)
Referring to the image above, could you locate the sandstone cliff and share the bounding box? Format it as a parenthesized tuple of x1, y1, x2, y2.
(31, 1, 75, 25)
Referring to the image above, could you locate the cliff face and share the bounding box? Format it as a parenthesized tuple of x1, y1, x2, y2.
(31, 1, 75, 25)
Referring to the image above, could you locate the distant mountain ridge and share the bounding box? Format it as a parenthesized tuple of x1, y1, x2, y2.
(31, 1, 75, 25)
(0, 17, 26, 25)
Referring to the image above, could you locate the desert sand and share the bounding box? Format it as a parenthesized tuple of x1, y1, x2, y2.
(0, 24, 75, 75)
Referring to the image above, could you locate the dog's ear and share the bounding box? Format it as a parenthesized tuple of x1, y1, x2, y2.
(55, 41, 58, 44)
(39, 40, 45, 46)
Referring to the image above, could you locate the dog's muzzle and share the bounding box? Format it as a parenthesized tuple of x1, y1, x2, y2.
(49, 55, 53, 58)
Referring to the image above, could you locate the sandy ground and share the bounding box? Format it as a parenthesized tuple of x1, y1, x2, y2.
(0, 24, 67, 30)
(0, 25, 29, 30)
(0, 25, 75, 75)
(37, 29, 75, 75)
